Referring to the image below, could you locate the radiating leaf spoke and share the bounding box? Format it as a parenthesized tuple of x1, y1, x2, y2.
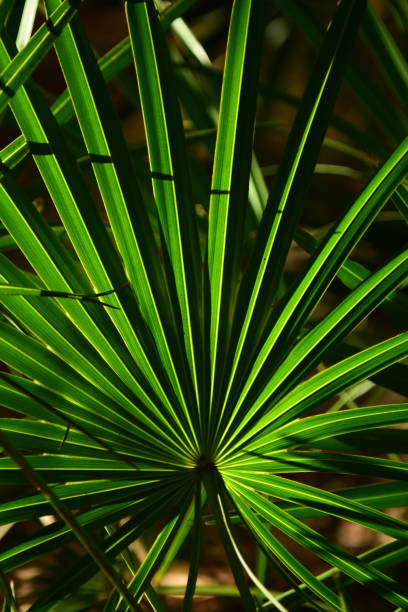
(115, 495, 192, 609)
(126, 0, 204, 447)
(27, 482, 193, 608)
(217, 0, 367, 446)
(237, 333, 408, 450)
(225, 471, 408, 543)
(0, 32, 198, 457)
(0, 0, 84, 115)
(224, 451, 408, 483)
(206, 0, 263, 427)
(220, 244, 408, 457)
(45, 0, 198, 453)
(225, 478, 408, 609)
(228, 486, 342, 611)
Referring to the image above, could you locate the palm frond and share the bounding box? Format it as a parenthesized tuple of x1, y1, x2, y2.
(0, 0, 407, 610)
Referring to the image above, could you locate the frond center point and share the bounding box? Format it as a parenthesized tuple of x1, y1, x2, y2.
(195, 455, 216, 474)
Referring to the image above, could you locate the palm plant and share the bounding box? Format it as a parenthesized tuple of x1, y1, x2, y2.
(0, 0, 408, 610)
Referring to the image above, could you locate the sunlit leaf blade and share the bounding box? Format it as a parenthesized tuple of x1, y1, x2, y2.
(226, 471, 408, 543)
(0, 35, 198, 458)
(0, 479, 164, 525)
(392, 181, 408, 224)
(259, 135, 408, 358)
(228, 487, 342, 611)
(126, 0, 204, 434)
(0, 0, 83, 115)
(219, 242, 408, 456)
(0, 84, 168, 419)
(218, 0, 367, 443)
(278, 538, 408, 609)
(28, 483, 192, 608)
(0, 429, 140, 612)
(44, 0, 198, 448)
(0, 0, 407, 608)
(294, 226, 408, 327)
(166, 8, 270, 352)
(0, 417, 128, 458)
(244, 332, 408, 444)
(0, 283, 42, 296)
(206, 0, 263, 424)
(326, 340, 408, 398)
(1, 495, 159, 572)
(0, 171, 119, 349)
(248, 403, 408, 455)
(115, 495, 192, 609)
(225, 479, 408, 608)
(16, 0, 38, 50)
(0, 373, 179, 465)
(207, 480, 408, 523)
(229, 451, 408, 482)
(0, 254, 164, 415)
(0, 281, 120, 307)
(261, 247, 408, 396)
(0, 323, 191, 462)
(0, 453, 157, 485)
(281, 481, 408, 518)
(0, 2, 196, 178)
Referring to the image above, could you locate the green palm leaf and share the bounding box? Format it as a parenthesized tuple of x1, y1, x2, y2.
(0, 0, 407, 610)
(226, 480, 408, 609)
(219, 0, 367, 429)
(126, 0, 204, 434)
(206, 0, 263, 425)
(0, 0, 83, 115)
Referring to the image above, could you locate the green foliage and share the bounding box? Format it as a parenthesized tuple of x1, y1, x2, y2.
(0, 0, 407, 610)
